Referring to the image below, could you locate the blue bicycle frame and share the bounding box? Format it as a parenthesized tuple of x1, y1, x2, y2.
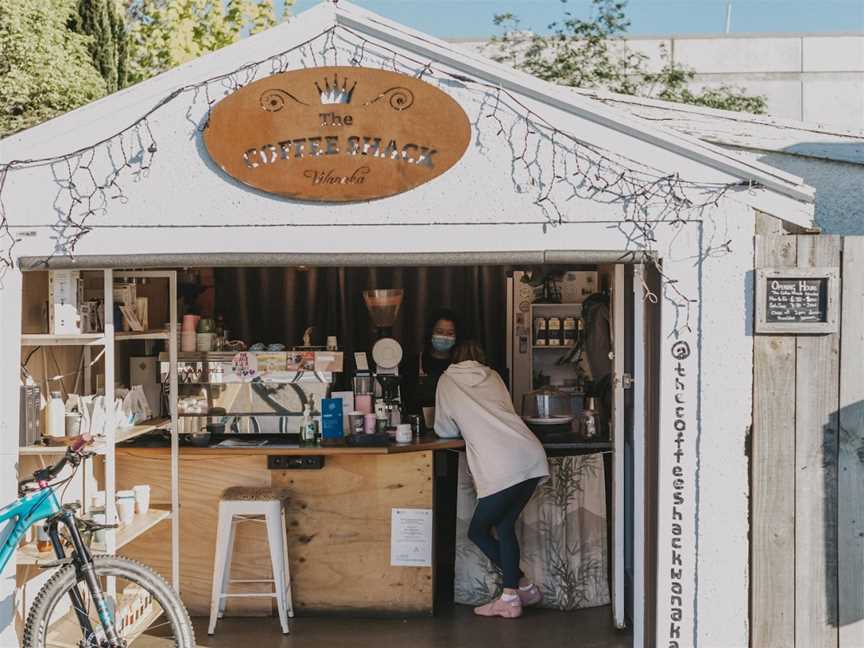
(0, 486, 62, 571)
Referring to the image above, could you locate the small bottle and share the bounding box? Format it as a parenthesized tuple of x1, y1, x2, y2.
(547, 317, 562, 346)
(563, 317, 577, 346)
(533, 317, 547, 347)
(299, 401, 319, 446)
(299, 403, 313, 446)
(577, 397, 600, 440)
(46, 392, 65, 438)
(36, 525, 52, 553)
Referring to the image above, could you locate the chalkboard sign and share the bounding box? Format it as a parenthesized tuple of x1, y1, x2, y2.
(756, 267, 839, 334)
(765, 278, 827, 323)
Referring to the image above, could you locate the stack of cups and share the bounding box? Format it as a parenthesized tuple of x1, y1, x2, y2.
(181, 314, 199, 352)
(395, 423, 412, 444)
(117, 490, 136, 525)
(133, 485, 150, 514)
(363, 413, 377, 435)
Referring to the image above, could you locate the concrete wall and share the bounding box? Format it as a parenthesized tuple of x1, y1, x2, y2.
(458, 33, 864, 131)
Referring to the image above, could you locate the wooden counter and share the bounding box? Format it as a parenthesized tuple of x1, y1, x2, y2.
(111, 438, 463, 618)
(117, 437, 465, 456)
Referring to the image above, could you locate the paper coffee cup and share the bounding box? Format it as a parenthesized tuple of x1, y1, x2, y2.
(117, 491, 136, 525)
(133, 485, 150, 515)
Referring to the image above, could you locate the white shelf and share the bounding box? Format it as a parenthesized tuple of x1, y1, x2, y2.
(18, 443, 105, 456)
(20, 333, 105, 347)
(22, 330, 170, 346)
(18, 419, 170, 455)
(530, 303, 583, 309)
(116, 418, 170, 443)
(16, 509, 170, 566)
(115, 330, 170, 341)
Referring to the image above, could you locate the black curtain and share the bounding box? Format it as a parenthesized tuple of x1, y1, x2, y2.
(213, 266, 511, 373)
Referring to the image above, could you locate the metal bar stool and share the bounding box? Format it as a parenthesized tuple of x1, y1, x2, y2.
(208, 486, 293, 635)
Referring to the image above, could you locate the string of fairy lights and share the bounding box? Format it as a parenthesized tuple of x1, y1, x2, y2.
(0, 22, 750, 335)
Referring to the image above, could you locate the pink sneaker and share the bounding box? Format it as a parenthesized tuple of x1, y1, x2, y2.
(474, 596, 523, 618)
(518, 583, 542, 607)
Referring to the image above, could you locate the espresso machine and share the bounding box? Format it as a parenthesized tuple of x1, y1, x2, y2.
(362, 289, 404, 427)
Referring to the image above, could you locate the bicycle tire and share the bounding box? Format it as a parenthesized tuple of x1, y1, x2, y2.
(22, 555, 195, 648)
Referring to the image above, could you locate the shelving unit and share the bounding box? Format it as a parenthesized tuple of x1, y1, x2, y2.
(17, 509, 171, 566)
(529, 302, 584, 390)
(17, 269, 179, 593)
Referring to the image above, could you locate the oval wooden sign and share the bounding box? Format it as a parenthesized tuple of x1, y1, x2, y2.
(203, 66, 472, 202)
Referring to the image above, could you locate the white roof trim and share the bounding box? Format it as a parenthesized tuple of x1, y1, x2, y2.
(1, 1, 814, 227)
(334, 1, 814, 205)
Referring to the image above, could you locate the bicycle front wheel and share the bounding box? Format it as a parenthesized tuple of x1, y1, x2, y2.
(22, 555, 194, 648)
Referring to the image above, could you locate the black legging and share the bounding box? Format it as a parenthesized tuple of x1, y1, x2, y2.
(468, 477, 541, 589)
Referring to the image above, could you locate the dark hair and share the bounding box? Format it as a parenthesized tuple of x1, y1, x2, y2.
(451, 340, 487, 365)
(424, 308, 460, 345)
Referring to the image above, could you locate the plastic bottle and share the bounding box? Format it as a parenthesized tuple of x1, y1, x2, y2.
(299, 402, 319, 447)
(46, 391, 65, 438)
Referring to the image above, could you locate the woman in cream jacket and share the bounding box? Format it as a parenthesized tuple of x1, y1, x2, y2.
(435, 341, 549, 619)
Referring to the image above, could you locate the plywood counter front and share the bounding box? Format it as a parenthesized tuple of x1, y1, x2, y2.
(112, 439, 464, 618)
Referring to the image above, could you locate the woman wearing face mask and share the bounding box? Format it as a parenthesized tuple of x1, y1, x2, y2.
(402, 308, 459, 424)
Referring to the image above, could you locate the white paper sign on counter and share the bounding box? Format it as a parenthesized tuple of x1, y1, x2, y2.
(390, 508, 433, 567)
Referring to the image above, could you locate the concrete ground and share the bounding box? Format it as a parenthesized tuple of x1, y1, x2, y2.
(191, 604, 631, 648)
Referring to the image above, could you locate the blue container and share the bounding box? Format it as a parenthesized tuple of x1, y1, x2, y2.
(321, 398, 344, 441)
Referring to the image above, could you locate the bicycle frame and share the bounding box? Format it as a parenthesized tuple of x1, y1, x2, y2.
(0, 487, 62, 571)
(0, 485, 116, 642)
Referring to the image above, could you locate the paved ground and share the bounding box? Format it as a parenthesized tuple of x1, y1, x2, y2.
(191, 604, 631, 648)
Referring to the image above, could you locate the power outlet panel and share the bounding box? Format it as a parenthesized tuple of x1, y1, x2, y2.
(267, 455, 325, 470)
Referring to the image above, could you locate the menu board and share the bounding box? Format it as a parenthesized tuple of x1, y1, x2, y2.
(756, 267, 838, 334)
(765, 278, 827, 323)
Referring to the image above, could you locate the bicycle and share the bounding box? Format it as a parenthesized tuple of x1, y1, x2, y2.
(1, 435, 195, 647)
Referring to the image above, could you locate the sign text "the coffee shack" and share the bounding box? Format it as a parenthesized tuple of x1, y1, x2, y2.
(242, 112, 438, 172)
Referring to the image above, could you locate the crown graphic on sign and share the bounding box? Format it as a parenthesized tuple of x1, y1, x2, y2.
(316, 73, 357, 105)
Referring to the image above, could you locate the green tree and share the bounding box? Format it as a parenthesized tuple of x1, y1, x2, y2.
(69, 0, 128, 93)
(491, 0, 767, 114)
(0, 0, 107, 137)
(124, 0, 283, 85)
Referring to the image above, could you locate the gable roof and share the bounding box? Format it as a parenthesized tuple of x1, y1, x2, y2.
(1, 0, 815, 225)
(566, 85, 864, 166)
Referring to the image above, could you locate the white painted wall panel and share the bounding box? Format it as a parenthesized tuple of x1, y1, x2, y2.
(803, 36, 864, 72)
(692, 201, 754, 647)
(803, 77, 864, 127)
(690, 77, 805, 121)
(0, 269, 22, 648)
(642, 36, 802, 74)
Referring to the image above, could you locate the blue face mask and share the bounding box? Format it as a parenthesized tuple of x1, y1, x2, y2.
(431, 335, 456, 353)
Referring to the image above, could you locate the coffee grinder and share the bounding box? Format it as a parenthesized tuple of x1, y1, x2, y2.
(362, 289, 404, 428)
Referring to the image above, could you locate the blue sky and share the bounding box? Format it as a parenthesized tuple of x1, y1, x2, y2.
(281, 0, 864, 38)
